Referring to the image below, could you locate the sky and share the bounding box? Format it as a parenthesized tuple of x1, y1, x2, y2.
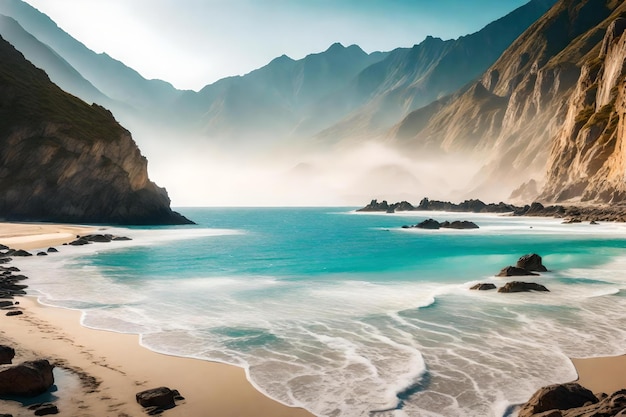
(23, 0, 528, 91)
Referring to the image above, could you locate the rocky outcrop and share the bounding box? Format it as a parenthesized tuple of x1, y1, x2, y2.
(0, 36, 192, 225)
(497, 281, 549, 292)
(518, 383, 599, 417)
(517, 254, 548, 272)
(136, 386, 184, 414)
(497, 266, 540, 277)
(392, 0, 625, 203)
(470, 283, 497, 291)
(0, 359, 54, 396)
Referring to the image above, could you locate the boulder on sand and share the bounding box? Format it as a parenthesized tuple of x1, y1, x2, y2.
(0, 359, 55, 396)
(136, 387, 177, 409)
(0, 345, 15, 364)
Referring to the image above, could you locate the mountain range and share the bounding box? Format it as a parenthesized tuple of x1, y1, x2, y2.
(2, 0, 626, 208)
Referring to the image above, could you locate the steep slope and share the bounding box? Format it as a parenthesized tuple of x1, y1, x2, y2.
(0, 14, 111, 107)
(0, 35, 191, 224)
(0, 0, 182, 120)
(392, 0, 623, 202)
(317, 0, 557, 142)
(540, 9, 626, 202)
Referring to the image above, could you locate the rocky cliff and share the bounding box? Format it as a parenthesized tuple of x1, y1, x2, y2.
(392, 0, 626, 203)
(0, 35, 191, 225)
(540, 12, 626, 202)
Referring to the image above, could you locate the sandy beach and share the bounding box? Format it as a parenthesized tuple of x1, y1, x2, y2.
(0, 223, 313, 417)
(1, 222, 625, 416)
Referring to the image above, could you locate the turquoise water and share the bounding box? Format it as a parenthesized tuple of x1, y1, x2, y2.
(15, 208, 626, 417)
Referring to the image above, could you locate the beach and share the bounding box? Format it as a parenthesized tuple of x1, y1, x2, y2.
(0, 223, 313, 417)
(1, 220, 626, 416)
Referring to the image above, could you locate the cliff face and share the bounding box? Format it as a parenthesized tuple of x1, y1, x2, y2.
(0, 35, 191, 224)
(541, 15, 626, 202)
(392, 0, 625, 202)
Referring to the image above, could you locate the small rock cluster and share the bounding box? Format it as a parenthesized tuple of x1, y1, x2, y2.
(402, 218, 480, 230)
(518, 382, 626, 416)
(470, 253, 550, 293)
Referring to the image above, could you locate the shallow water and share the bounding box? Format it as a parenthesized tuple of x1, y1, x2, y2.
(14, 208, 626, 417)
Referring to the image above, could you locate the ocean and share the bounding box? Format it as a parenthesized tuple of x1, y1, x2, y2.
(13, 208, 626, 417)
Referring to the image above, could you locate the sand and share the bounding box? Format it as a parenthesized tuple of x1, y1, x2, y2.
(0, 223, 313, 417)
(572, 355, 626, 395)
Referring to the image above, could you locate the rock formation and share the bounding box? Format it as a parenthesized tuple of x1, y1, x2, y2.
(0, 36, 192, 225)
(0, 359, 54, 396)
(497, 281, 549, 293)
(516, 254, 548, 272)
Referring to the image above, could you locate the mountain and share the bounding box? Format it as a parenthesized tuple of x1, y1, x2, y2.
(315, 0, 558, 143)
(0, 14, 111, 107)
(0, 0, 183, 126)
(176, 43, 388, 146)
(391, 0, 626, 203)
(0, 34, 191, 224)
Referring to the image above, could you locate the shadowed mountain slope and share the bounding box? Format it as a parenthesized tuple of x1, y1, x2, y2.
(0, 35, 191, 224)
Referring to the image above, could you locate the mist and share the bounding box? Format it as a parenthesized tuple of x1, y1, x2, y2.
(136, 129, 486, 207)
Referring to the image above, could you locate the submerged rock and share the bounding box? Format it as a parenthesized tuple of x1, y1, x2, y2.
(441, 220, 479, 229)
(415, 219, 441, 229)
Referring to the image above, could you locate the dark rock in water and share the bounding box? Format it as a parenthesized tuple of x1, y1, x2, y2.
(112, 236, 132, 241)
(11, 250, 32, 257)
(562, 218, 581, 224)
(83, 234, 112, 243)
(470, 283, 496, 290)
(69, 238, 90, 246)
(498, 281, 549, 293)
(136, 387, 177, 409)
(46, 247, 58, 253)
(36, 252, 47, 256)
(29, 403, 59, 416)
(0, 345, 15, 364)
(357, 199, 390, 212)
(516, 254, 548, 272)
(496, 266, 539, 277)
(0, 360, 54, 396)
(0, 258, 11, 264)
(0, 244, 7, 250)
(0, 301, 13, 308)
(5, 310, 23, 316)
(590, 220, 599, 225)
(416, 219, 441, 229)
(517, 382, 597, 417)
(4, 267, 19, 272)
(441, 220, 479, 229)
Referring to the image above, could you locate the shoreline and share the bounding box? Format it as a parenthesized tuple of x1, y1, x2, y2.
(1, 221, 626, 416)
(0, 222, 313, 417)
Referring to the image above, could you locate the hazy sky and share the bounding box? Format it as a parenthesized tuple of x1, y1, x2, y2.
(23, 0, 528, 91)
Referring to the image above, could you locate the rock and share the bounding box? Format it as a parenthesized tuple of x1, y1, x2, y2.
(36, 252, 48, 256)
(498, 281, 549, 293)
(69, 238, 90, 246)
(516, 254, 548, 272)
(562, 218, 581, 224)
(29, 403, 59, 416)
(560, 389, 626, 417)
(136, 387, 176, 409)
(112, 236, 132, 241)
(496, 266, 540, 277)
(416, 219, 441, 229)
(11, 250, 32, 257)
(518, 383, 598, 417)
(441, 220, 479, 229)
(0, 345, 15, 364)
(0, 301, 13, 308)
(46, 247, 58, 253)
(590, 220, 599, 225)
(5, 310, 23, 316)
(0, 244, 7, 250)
(82, 234, 112, 243)
(0, 360, 55, 396)
(470, 283, 497, 291)
(0, 258, 10, 264)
